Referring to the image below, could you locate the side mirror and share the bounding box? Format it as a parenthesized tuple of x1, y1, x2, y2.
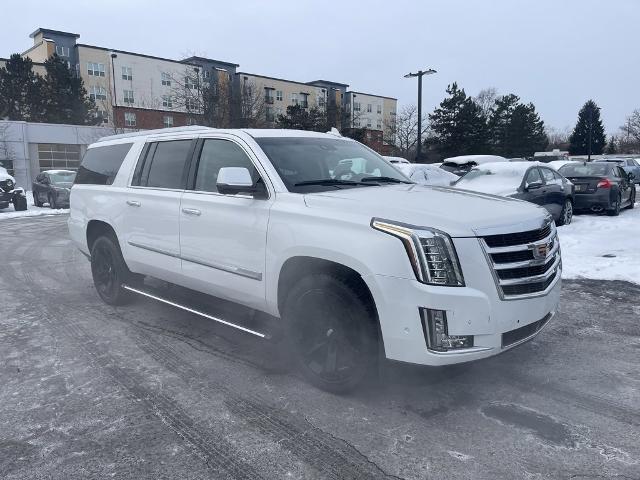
(217, 167, 263, 197)
(628, 172, 635, 181)
(42, 177, 50, 185)
(526, 182, 543, 191)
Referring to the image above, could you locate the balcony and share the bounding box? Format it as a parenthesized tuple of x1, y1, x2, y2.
(265, 96, 275, 104)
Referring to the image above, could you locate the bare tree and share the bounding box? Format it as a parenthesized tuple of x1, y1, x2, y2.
(0, 123, 16, 174)
(231, 78, 268, 128)
(474, 87, 499, 118)
(169, 66, 205, 125)
(546, 126, 571, 150)
(618, 109, 640, 153)
(385, 104, 428, 159)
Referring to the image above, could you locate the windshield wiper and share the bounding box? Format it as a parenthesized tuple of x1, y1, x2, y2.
(294, 179, 375, 187)
(360, 176, 413, 184)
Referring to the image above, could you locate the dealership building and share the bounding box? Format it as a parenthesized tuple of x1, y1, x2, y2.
(0, 120, 112, 188)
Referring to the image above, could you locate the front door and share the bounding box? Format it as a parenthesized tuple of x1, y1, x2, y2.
(520, 167, 547, 208)
(179, 136, 272, 310)
(540, 167, 564, 219)
(123, 139, 194, 282)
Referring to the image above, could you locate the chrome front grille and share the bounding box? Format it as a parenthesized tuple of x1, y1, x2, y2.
(481, 221, 561, 300)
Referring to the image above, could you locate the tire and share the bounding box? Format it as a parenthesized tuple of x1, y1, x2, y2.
(48, 193, 57, 209)
(625, 187, 636, 209)
(283, 273, 378, 393)
(607, 193, 622, 216)
(12, 195, 27, 211)
(90, 235, 135, 305)
(34, 192, 43, 207)
(557, 199, 573, 226)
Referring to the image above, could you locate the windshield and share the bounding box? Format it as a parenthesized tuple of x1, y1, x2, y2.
(255, 137, 411, 192)
(558, 163, 610, 177)
(49, 171, 76, 185)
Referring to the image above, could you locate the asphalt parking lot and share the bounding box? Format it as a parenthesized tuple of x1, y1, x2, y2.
(1, 215, 639, 480)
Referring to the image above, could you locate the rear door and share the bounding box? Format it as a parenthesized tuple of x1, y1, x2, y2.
(178, 136, 273, 310)
(614, 166, 632, 204)
(123, 139, 195, 281)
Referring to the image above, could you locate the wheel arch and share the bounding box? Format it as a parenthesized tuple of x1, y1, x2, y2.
(86, 219, 119, 253)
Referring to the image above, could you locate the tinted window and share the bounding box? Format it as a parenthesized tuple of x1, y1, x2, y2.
(194, 139, 259, 193)
(525, 168, 542, 185)
(145, 140, 192, 189)
(558, 163, 610, 177)
(75, 143, 133, 185)
(541, 168, 555, 183)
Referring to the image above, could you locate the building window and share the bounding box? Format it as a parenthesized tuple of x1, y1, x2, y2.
(161, 72, 171, 86)
(97, 110, 109, 124)
(367, 119, 372, 128)
(354, 102, 361, 112)
(163, 115, 174, 128)
(123, 90, 134, 104)
(354, 118, 361, 127)
(300, 94, 309, 109)
(185, 76, 198, 89)
(276, 90, 283, 101)
(37, 143, 81, 171)
(162, 95, 172, 108)
(87, 62, 105, 77)
(367, 104, 372, 113)
(121, 66, 133, 81)
(377, 120, 382, 129)
(377, 104, 382, 114)
(55, 45, 69, 57)
(203, 70, 210, 79)
(290, 93, 298, 105)
(185, 98, 197, 111)
(124, 112, 136, 127)
(89, 86, 107, 101)
(264, 87, 275, 104)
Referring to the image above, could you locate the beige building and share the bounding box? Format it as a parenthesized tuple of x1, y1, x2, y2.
(345, 91, 397, 144)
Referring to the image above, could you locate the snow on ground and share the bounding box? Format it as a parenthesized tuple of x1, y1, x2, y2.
(557, 200, 640, 284)
(0, 192, 69, 220)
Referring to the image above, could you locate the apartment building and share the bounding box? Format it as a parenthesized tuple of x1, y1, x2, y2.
(6, 27, 397, 152)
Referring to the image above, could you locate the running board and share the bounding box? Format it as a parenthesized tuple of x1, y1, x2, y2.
(122, 285, 269, 339)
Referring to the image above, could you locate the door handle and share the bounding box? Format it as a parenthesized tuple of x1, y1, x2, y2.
(126, 200, 141, 207)
(182, 208, 201, 216)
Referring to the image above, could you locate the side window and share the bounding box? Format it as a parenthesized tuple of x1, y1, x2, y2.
(541, 168, 556, 183)
(75, 143, 134, 185)
(552, 170, 564, 181)
(35, 174, 43, 182)
(618, 167, 627, 179)
(193, 139, 259, 193)
(525, 168, 542, 185)
(144, 140, 193, 189)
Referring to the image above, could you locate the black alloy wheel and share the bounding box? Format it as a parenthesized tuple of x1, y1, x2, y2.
(90, 236, 133, 305)
(557, 199, 573, 226)
(607, 193, 622, 216)
(284, 273, 378, 393)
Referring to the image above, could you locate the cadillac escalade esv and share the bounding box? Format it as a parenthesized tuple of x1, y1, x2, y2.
(69, 126, 562, 392)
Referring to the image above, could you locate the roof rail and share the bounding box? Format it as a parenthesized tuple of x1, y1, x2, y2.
(97, 125, 212, 142)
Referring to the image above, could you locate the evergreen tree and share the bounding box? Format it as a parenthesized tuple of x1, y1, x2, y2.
(605, 135, 617, 154)
(569, 100, 606, 156)
(276, 104, 328, 131)
(0, 54, 45, 121)
(428, 83, 490, 157)
(42, 54, 97, 125)
(488, 94, 547, 156)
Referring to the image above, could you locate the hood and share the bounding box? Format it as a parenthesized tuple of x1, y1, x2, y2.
(303, 184, 550, 237)
(53, 182, 73, 189)
(0, 169, 15, 183)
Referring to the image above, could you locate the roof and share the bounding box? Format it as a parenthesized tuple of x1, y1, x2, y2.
(181, 56, 239, 68)
(346, 91, 397, 101)
(77, 44, 200, 67)
(236, 72, 319, 88)
(244, 129, 344, 139)
(30, 28, 79, 39)
(307, 80, 349, 88)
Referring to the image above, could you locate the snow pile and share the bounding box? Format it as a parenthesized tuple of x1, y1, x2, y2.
(0, 192, 69, 220)
(443, 155, 507, 165)
(557, 202, 640, 284)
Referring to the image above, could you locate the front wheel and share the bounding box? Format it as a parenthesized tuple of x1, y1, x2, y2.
(607, 193, 622, 216)
(283, 273, 378, 393)
(90, 236, 134, 305)
(557, 199, 573, 226)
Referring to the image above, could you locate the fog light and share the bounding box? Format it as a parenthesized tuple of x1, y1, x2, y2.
(420, 308, 474, 352)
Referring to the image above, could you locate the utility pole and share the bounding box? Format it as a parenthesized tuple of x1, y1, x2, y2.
(588, 105, 593, 161)
(404, 68, 436, 162)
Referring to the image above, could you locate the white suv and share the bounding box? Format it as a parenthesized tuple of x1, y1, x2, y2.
(69, 126, 562, 392)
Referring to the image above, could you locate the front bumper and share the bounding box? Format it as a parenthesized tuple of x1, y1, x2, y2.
(365, 237, 562, 366)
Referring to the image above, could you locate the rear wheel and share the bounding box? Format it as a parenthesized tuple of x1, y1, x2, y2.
(48, 193, 57, 209)
(607, 193, 622, 216)
(283, 273, 378, 393)
(34, 192, 43, 207)
(90, 236, 134, 305)
(557, 199, 573, 226)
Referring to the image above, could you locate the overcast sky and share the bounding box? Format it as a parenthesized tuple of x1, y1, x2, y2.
(3, 0, 637, 133)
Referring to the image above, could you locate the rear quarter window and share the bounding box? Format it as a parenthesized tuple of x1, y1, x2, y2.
(74, 143, 134, 185)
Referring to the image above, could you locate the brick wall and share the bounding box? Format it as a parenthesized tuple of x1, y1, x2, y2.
(113, 107, 203, 130)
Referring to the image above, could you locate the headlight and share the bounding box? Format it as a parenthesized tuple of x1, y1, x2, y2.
(6, 179, 13, 187)
(371, 218, 465, 286)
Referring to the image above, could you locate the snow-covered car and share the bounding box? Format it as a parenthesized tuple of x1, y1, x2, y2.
(396, 163, 458, 186)
(32, 170, 76, 208)
(383, 156, 410, 165)
(547, 160, 579, 172)
(453, 162, 574, 225)
(70, 127, 562, 392)
(0, 167, 27, 211)
(440, 155, 508, 176)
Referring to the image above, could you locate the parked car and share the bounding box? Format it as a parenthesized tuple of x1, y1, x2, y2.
(453, 162, 574, 225)
(593, 158, 640, 184)
(383, 156, 410, 165)
(558, 162, 635, 215)
(32, 170, 76, 208)
(533, 150, 569, 163)
(547, 160, 578, 171)
(440, 155, 508, 176)
(70, 127, 561, 392)
(396, 163, 458, 186)
(0, 166, 27, 211)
